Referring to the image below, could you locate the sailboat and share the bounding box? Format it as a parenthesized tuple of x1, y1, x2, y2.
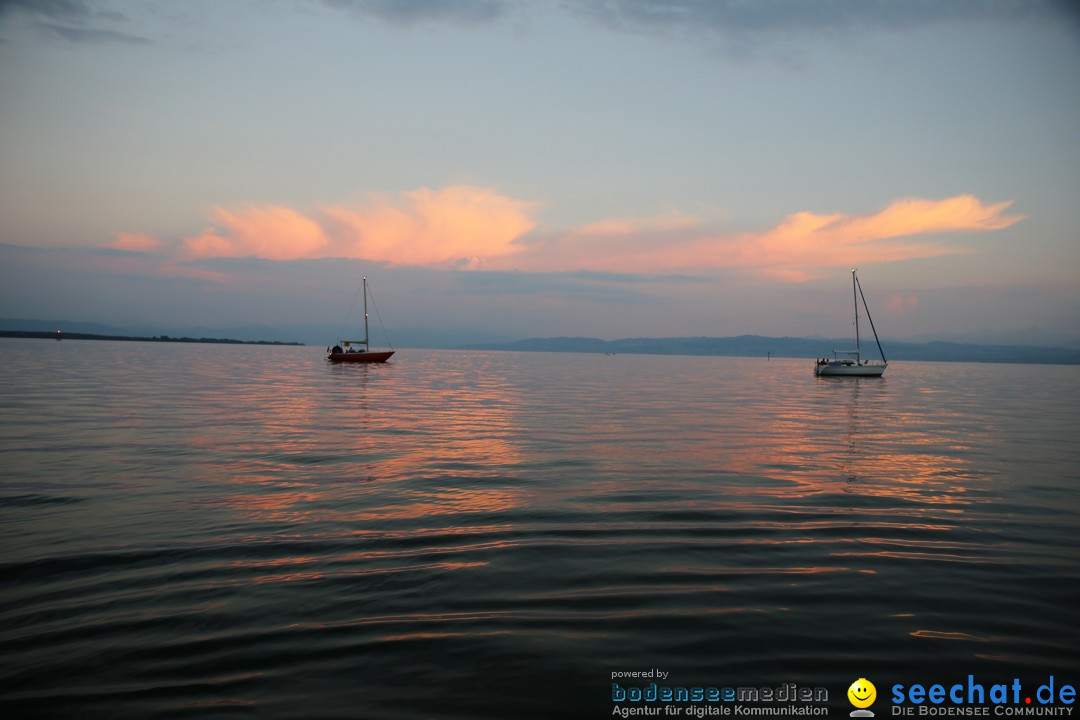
(327, 277, 395, 363)
(814, 269, 887, 377)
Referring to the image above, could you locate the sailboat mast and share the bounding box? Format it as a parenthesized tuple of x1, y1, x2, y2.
(856, 275, 887, 364)
(363, 276, 369, 349)
(852, 269, 861, 360)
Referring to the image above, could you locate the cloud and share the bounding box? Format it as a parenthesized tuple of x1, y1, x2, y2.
(812, 195, 1021, 239)
(0, 0, 149, 44)
(172, 186, 536, 268)
(733, 195, 1025, 277)
(0, 0, 92, 21)
(563, 0, 1069, 36)
(557, 0, 1077, 62)
(320, 0, 509, 26)
(0, 0, 151, 44)
(886, 294, 919, 316)
(120, 191, 1023, 284)
(109, 233, 165, 253)
(488, 194, 1025, 279)
(322, 187, 536, 268)
(315, 0, 1073, 33)
(34, 21, 149, 45)
(183, 205, 330, 261)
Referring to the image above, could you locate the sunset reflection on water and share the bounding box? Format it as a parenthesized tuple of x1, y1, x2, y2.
(190, 352, 1039, 612)
(2, 341, 1077, 719)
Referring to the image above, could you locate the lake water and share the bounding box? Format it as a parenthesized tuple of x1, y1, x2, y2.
(1, 338, 1078, 719)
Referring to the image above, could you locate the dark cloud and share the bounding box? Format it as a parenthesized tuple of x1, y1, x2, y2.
(320, 0, 509, 25)
(0, 0, 148, 45)
(317, 0, 1075, 33)
(313, 0, 1075, 60)
(35, 21, 149, 44)
(0, 0, 93, 21)
(563, 0, 1072, 35)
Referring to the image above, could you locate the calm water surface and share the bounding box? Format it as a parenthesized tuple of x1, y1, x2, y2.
(1, 338, 1078, 719)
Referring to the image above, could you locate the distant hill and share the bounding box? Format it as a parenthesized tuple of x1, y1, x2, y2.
(461, 335, 1080, 365)
(4, 318, 1078, 364)
(0, 318, 304, 344)
(0, 330, 303, 346)
(0, 318, 510, 348)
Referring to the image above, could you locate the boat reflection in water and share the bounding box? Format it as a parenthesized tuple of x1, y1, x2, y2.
(2, 342, 1077, 719)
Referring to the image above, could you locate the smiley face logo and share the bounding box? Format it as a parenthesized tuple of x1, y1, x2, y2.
(848, 678, 876, 709)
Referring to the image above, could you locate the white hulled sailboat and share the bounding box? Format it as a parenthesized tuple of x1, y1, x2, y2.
(814, 270, 887, 377)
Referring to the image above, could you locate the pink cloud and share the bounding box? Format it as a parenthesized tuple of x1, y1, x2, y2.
(886, 294, 919, 316)
(169, 187, 535, 268)
(109, 232, 165, 253)
(182, 205, 328, 261)
(72, 246, 234, 285)
(113, 191, 1024, 282)
(321, 187, 536, 267)
(492, 194, 1026, 279)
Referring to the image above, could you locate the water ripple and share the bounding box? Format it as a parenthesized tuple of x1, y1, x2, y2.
(1, 341, 1078, 718)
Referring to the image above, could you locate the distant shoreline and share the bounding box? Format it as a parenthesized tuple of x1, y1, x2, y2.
(460, 335, 1080, 366)
(0, 330, 304, 346)
(5, 329, 1079, 365)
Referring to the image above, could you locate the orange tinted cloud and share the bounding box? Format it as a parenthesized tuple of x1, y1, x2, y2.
(174, 186, 535, 268)
(321, 186, 535, 268)
(117, 192, 1022, 281)
(828, 195, 1021, 240)
(733, 195, 1024, 274)
(493, 194, 1025, 278)
(109, 232, 164, 253)
(887, 294, 919, 316)
(183, 205, 329, 261)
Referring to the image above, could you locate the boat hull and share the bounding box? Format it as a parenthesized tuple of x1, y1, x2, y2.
(815, 362, 885, 377)
(328, 350, 394, 363)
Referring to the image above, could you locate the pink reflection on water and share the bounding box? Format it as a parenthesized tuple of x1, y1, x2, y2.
(563, 367, 989, 515)
(182, 354, 1002, 566)
(242, 560, 489, 585)
(663, 565, 853, 575)
(911, 630, 994, 642)
(187, 358, 534, 525)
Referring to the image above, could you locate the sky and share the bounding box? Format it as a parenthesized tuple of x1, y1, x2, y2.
(1, 0, 1079, 346)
